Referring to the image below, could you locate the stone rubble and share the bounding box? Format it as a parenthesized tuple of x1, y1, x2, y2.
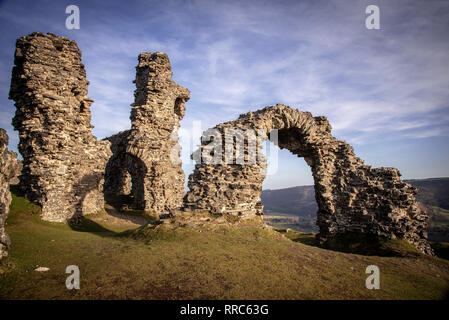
(34, 266, 50, 272)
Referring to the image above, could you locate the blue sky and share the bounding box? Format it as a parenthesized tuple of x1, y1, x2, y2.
(1, 0, 448, 189)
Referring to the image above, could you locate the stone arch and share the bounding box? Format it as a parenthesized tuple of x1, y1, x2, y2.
(126, 154, 148, 210)
(103, 131, 148, 211)
(103, 52, 190, 216)
(184, 104, 432, 254)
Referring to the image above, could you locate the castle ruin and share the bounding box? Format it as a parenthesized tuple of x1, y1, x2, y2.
(4, 32, 433, 254)
(9, 33, 112, 222)
(8, 33, 188, 222)
(184, 105, 433, 254)
(104, 52, 189, 215)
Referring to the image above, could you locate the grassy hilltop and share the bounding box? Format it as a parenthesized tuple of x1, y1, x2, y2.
(1, 188, 449, 300)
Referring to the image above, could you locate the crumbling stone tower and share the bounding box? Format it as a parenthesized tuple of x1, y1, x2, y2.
(9, 32, 112, 222)
(104, 52, 190, 215)
(184, 104, 433, 254)
(0, 129, 20, 259)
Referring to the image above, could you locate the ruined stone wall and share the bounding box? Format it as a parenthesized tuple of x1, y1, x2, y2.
(7, 32, 430, 254)
(9, 160, 22, 186)
(184, 104, 432, 254)
(109, 52, 190, 214)
(9, 32, 112, 222)
(0, 129, 20, 259)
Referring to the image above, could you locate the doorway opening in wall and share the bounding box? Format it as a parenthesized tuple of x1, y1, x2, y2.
(261, 141, 318, 233)
(104, 167, 133, 212)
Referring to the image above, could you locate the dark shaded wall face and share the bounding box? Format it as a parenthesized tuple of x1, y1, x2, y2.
(103, 53, 190, 214)
(104, 154, 130, 196)
(103, 131, 147, 211)
(128, 155, 147, 210)
(104, 131, 132, 197)
(0, 128, 20, 260)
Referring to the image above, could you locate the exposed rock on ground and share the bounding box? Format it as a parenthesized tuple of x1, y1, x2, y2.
(184, 104, 433, 254)
(0, 129, 20, 259)
(9, 32, 111, 222)
(163, 210, 265, 231)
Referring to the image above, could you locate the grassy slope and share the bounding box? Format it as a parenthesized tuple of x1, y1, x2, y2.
(429, 206, 449, 227)
(1, 191, 449, 300)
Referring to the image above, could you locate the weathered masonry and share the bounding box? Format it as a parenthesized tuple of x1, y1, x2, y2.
(0, 129, 20, 259)
(9, 33, 189, 221)
(104, 52, 190, 215)
(184, 105, 432, 254)
(9, 32, 111, 222)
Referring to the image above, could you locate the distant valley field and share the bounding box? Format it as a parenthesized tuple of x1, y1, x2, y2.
(262, 177, 449, 242)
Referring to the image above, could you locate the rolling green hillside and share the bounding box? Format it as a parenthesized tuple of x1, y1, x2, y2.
(1, 187, 449, 300)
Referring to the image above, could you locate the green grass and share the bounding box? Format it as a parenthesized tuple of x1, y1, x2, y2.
(274, 228, 424, 257)
(321, 233, 422, 257)
(9, 185, 41, 216)
(104, 193, 159, 221)
(429, 206, 449, 227)
(1, 189, 449, 299)
(275, 228, 318, 247)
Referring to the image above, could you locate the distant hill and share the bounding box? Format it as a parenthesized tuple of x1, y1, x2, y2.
(261, 185, 317, 218)
(404, 177, 449, 210)
(261, 185, 318, 232)
(261, 177, 449, 241)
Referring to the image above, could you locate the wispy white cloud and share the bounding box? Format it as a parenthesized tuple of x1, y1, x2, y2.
(1, 0, 448, 184)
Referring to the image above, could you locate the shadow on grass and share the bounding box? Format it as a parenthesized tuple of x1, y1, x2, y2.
(292, 234, 319, 246)
(9, 184, 126, 239)
(68, 174, 149, 237)
(67, 215, 122, 238)
(10, 182, 151, 240)
(9, 185, 25, 197)
(273, 228, 319, 247)
(321, 233, 423, 257)
(104, 194, 134, 212)
(104, 194, 155, 225)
